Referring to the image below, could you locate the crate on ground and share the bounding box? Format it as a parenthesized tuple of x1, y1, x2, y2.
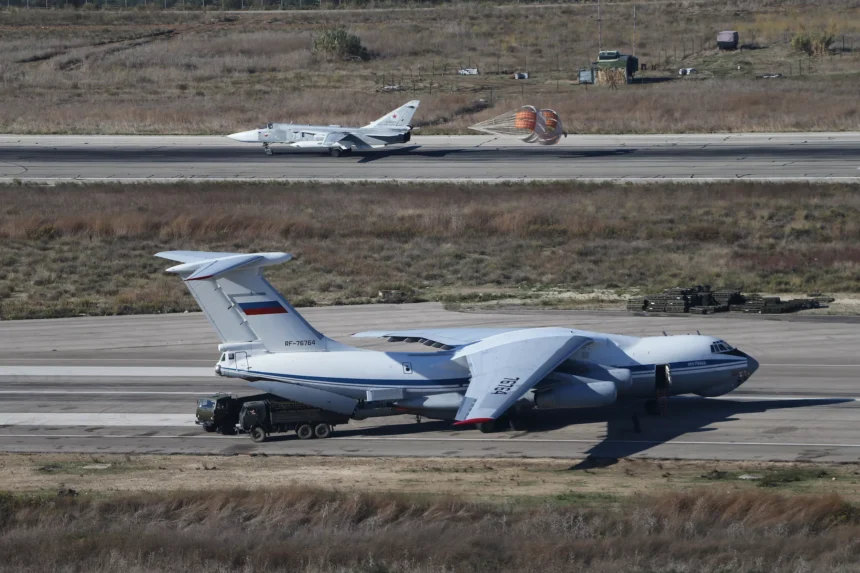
(627, 285, 826, 315)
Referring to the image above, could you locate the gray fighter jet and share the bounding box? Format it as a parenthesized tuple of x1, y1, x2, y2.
(227, 100, 419, 157)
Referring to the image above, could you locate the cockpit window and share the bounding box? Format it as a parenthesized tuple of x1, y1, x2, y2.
(710, 340, 734, 353)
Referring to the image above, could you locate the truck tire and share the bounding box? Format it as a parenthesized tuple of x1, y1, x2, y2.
(203, 425, 217, 433)
(314, 423, 332, 439)
(249, 426, 267, 443)
(296, 423, 314, 440)
(219, 425, 237, 435)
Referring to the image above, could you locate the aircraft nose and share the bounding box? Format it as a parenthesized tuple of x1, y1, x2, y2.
(227, 130, 258, 142)
(746, 353, 759, 375)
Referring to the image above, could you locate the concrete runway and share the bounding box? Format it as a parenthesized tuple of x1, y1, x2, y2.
(1, 304, 858, 462)
(1, 133, 859, 183)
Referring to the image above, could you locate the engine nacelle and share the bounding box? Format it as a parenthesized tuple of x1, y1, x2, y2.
(394, 392, 463, 411)
(534, 380, 617, 409)
(532, 367, 631, 409)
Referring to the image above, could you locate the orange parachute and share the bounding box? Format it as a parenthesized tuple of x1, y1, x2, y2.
(470, 106, 565, 145)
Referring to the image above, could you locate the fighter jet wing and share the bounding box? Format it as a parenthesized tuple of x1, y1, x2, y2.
(352, 328, 522, 349)
(319, 131, 374, 150)
(451, 328, 593, 424)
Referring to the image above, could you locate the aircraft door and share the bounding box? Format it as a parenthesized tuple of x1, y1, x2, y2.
(235, 351, 250, 371)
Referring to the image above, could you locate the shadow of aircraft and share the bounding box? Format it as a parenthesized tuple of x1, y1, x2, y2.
(263, 397, 853, 461)
(559, 397, 853, 470)
(353, 146, 638, 163)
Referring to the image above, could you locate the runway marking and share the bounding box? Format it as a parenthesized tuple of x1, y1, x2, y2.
(0, 366, 214, 377)
(0, 363, 855, 379)
(5, 177, 860, 185)
(0, 413, 196, 426)
(760, 364, 860, 368)
(0, 434, 859, 449)
(0, 391, 215, 395)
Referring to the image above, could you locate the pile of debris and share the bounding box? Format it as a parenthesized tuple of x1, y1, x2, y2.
(627, 286, 833, 315)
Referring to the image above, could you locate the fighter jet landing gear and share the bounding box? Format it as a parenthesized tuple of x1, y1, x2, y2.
(330, 147, 351, 158)
(262, 143, 273, 156)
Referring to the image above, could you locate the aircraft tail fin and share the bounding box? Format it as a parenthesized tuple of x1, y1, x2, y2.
(364, 100, 419, 129)
(156, 251, 340, 353)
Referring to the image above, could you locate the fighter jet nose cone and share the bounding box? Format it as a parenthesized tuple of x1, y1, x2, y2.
(227, 130, 257, 142)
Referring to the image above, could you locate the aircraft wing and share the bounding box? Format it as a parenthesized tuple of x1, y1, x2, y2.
(352, 328, 523, 349)
(452, 328, 593, 424)
(292, 131, 374, 150)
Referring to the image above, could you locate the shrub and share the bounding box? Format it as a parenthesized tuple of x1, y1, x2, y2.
(791, 27, 836, 56)
(313, 28, 369, 61)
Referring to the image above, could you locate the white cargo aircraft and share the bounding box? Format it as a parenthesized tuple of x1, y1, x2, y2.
(157, 251, 759, 432)
(227, 100, 419, 157)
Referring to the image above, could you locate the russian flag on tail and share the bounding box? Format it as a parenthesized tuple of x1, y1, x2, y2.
(238, 301, 288, 316)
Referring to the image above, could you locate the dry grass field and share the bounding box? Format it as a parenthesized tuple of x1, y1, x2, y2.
(2, 455, 860, 572)
(1, 0, 859, 134)
(0, 180, 858, 319)
(2, 479, 860, 571)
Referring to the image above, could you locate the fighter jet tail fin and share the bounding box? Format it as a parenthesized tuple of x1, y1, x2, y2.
(156, 251, 344, 353)
(364, 100, 419, 129)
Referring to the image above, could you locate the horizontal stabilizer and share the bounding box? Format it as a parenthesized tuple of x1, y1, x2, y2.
(353, 327, 521, 349)
(249, 381, 358, 416)
(156, 251, 292, 280)
(155, 250, 331, 351)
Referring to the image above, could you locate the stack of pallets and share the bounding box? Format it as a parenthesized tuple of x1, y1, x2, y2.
(626, 286, 828, 315)
(713, 288, 744, 307)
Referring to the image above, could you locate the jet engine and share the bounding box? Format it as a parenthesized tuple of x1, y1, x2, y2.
(531, 367, 632, 409)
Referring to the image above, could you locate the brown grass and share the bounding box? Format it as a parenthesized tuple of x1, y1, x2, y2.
(0, 180, 858, 319)
(1, 1, 860, 134)
(1, 486, 859, 572)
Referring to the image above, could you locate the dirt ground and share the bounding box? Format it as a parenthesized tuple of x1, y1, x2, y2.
(3, 454, 860, 503)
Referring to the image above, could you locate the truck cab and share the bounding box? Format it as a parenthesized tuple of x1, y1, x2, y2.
(195, 393, 242, 434)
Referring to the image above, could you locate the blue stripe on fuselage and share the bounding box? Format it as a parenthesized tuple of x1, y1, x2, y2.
(222, 358, 745, 387)
(221, 368, 469, 388)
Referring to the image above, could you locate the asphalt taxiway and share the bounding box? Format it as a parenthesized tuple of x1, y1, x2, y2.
(1, 132, 859, 182)
(1, 304, 858, 462)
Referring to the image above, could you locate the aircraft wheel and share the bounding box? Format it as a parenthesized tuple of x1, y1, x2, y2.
(330, 148, 341, 158)
(249, 426, 267, 443)
(477, 420, 497, 433)
(296, 423, 314, 440)
(264, 148, 273, 156)
(314, 423, 332, 439)
(508, 416, 528, 431)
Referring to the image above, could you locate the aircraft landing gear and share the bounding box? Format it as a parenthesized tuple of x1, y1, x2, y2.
(329, 147, 341, 158)
(645, 399, 667, 416)
(263, 143, 273, 156)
